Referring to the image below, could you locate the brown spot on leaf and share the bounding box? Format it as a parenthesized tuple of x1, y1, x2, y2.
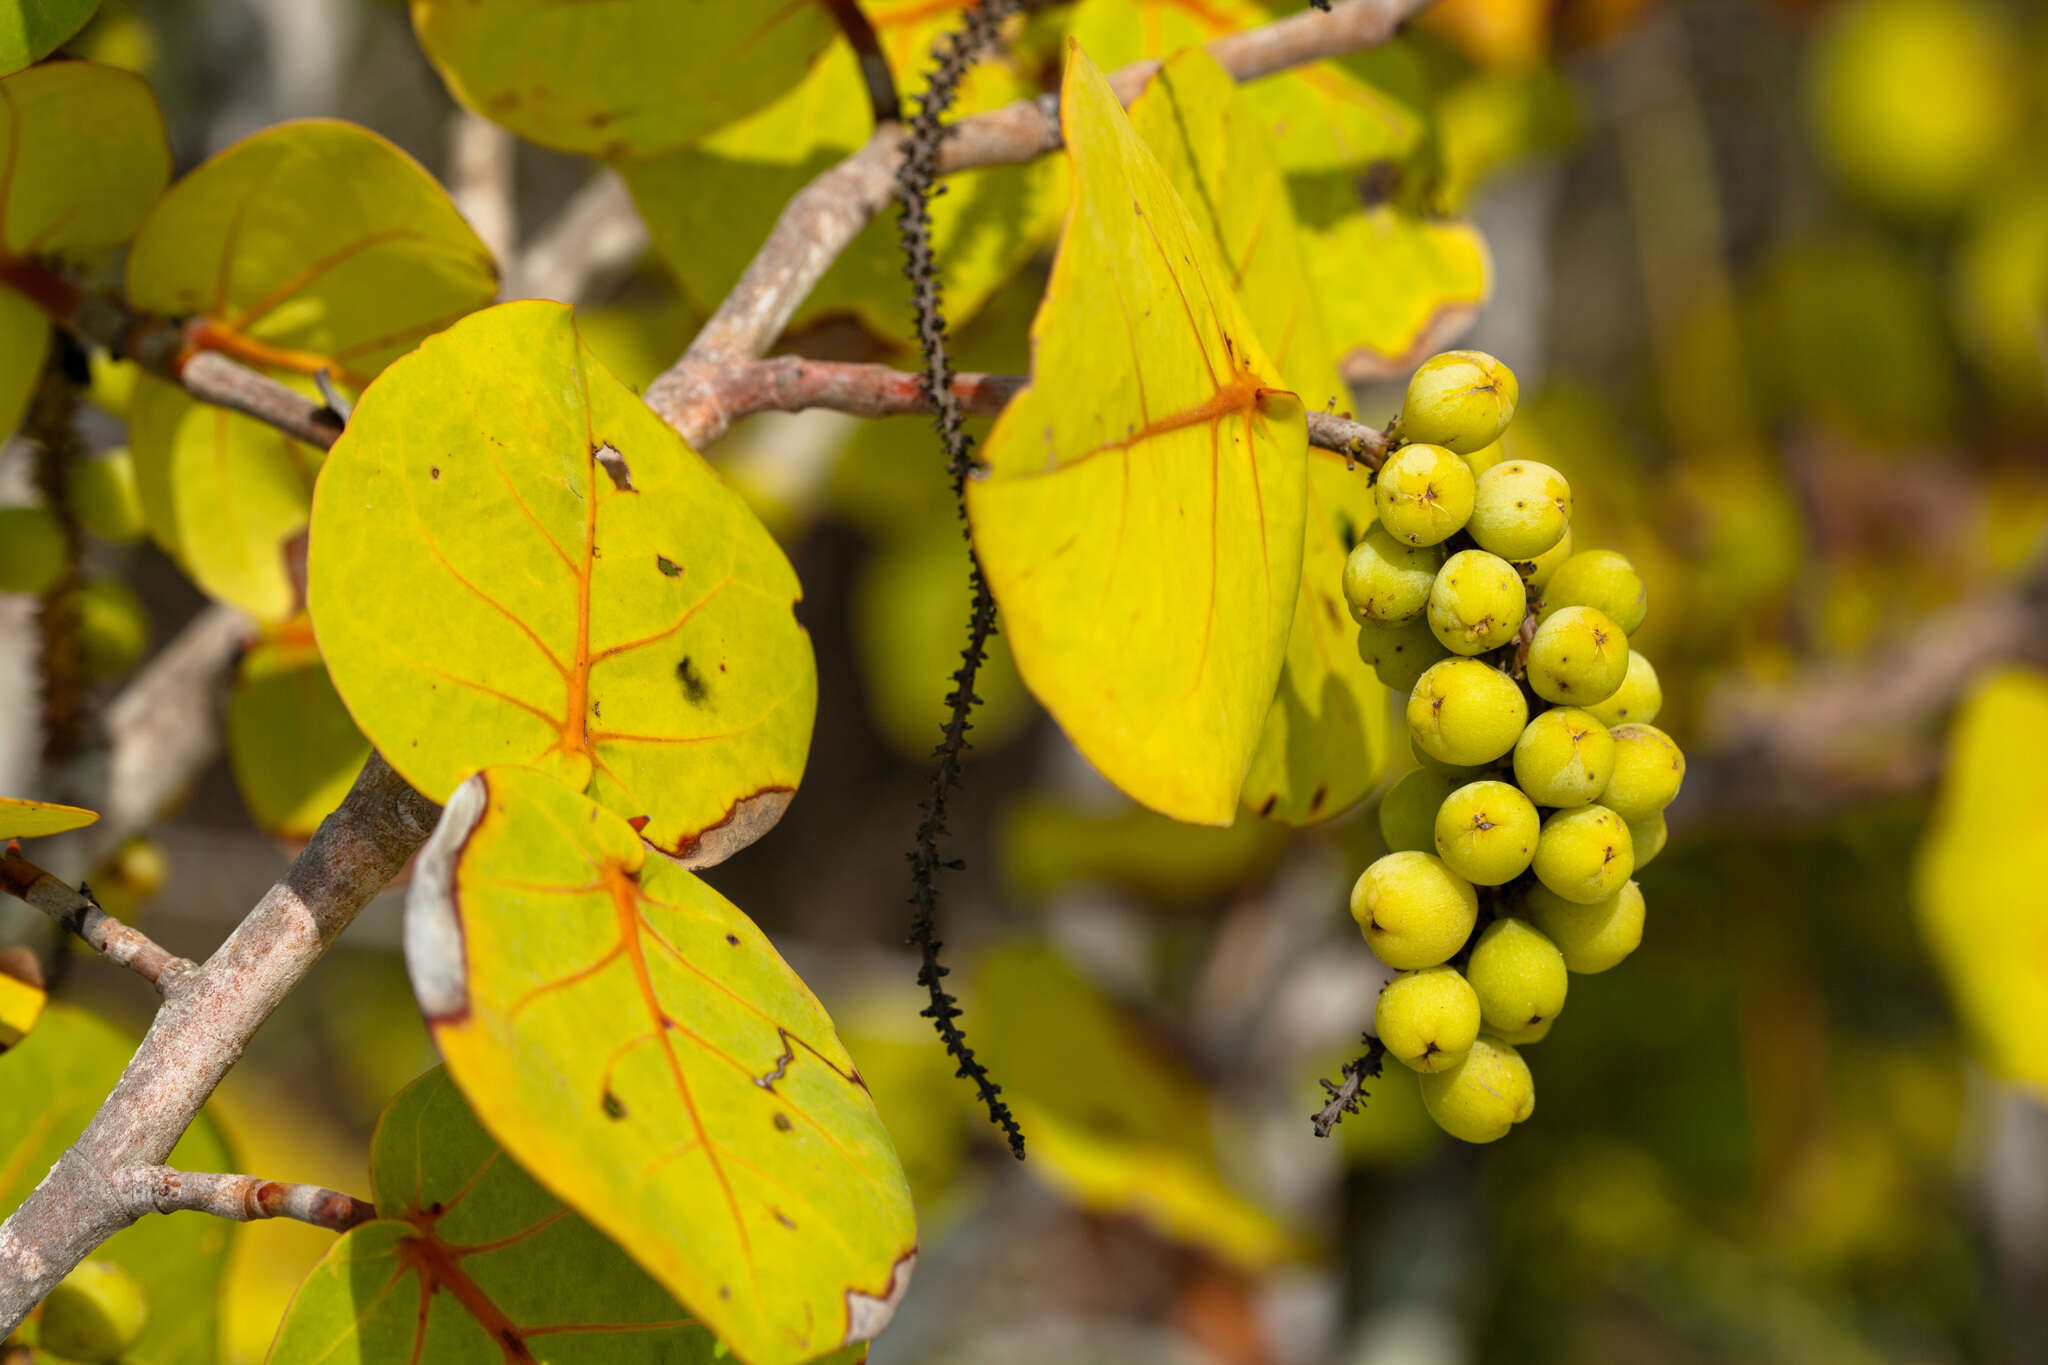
(595, 442, 635, 492)
(772, 1112, 793, 1132)
(676, 656, 708, 705)
(657, 555, 681, 577)
(602, 1091, 626, 1120)
(669, 787, 796, 869)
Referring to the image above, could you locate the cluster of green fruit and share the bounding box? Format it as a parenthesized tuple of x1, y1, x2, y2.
(0, 447, 151, 678)
(1344, 350, 1685, 1145)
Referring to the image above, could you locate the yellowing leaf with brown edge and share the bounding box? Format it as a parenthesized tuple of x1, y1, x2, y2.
(309, 301, 815, 865)
(406, 767, 915, 1365)
(411, 0, 838, 159)
(1132, 47, 1395, 825)
(1914, 668, 2048, 1096)
(125, 119, 497, 621)
(969, 43, 1308, 826)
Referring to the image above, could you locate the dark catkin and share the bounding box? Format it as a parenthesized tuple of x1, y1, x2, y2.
(895, 0, 1030, 1160)
(30, 341, 89, 765)
(1311, 1034, 1387, 1137)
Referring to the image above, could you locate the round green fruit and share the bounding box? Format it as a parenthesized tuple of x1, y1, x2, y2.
(1398, 350, 1519, 454)
(1376, 966, 1481, 1073)
(1527, 879, 1645, 974)
(1601, 724, 1685, 821)
(1541, 549, 1646, 634)
(1512, 524, 1572, 593)
(1532, 804, 1634, 905)
(1627, 811, 1668, 868)
(1379, 766, 1458, 855)
(1343, 527, 1441, 625)
(1427, 549, 1526, 656)
(1583, 649, 1662, 727)
(1513, 706, 1614, 807)
(0, 505, 66, 596)
(1433, 779, 1540, 886)
(67, 448, 147, 545)
(1350, 850, 1479, 971)
(1418, 1034, 1534, 1143)
(1374, 442, 1474, 547)
(1494, 1016, 1552, 1046)
(1469, 460, 1570, 561)
(1359, 615, 1449, 692)
(1526, 605, 1629, 706)
(77, 576, 150, 679)
(39, 1258, 148, 1363)
(1407, 658, 1529, 768)
(1466, 917, 1568, 1033)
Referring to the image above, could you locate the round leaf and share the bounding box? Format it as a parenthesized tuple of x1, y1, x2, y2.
(410, 0, 839, 158)
(309, 301, 816, 863)
(0, 794, 98, 838)
(405, 768, 916, 1365)
(968, 44, 1308, 825)
(1, 1005, 233, 1365)
(226, 621, 370, 841)
(1131, 48, 1395, 824)
(268, 1067, 724, 1365)
(0, 0, 101, 74)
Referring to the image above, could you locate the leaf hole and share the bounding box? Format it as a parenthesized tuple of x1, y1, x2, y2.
(595, 442, 636, 492)
(657, 555, 681, 577)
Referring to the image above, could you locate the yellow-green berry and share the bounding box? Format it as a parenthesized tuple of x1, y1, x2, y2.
(39, 1259, 148, 1363)
(1433, 779, 1540, 885)
(1627, 811, 1668, 868)
(1542, 549, 1647, 634)
(1407, 658, 1530, 767)
(1466, 917, 1569, 1033)
(1526, 605, 1629, 706)
(1350, 850, 1479, 970)
(1374, 442, 1475, 547)
(1380, 766, 1458, 854)
(66, 448, 147, 546)
(1376, 966, 1481, 1073)
(1360, 615, 1449, 692)
(0, 505, 65, 596)
(1512, 707, 1614, 807)
(1532, 804, 1634, 904)
(1460, 439, 1506, 478)
(1398, 350, 1519, 454)
(1527, 879, 1645, 974)
(1602, 724, 1685, 821)
(1427, 549, 1527, 656)
(1343, 527, 1442, 625)
(1513, 525, 1573, 593)
(1494, 1016, 1552, 1045)
(77, 577, 150, 679)
(1583, 649, 1662, 726)
(1418, 1034, 1534, 1142)
(1469, 460, 1571, 560)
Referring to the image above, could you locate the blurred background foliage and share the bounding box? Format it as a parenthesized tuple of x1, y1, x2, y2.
(4, 0, 2048, 1362)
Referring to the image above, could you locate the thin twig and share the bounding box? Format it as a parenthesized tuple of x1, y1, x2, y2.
(1311, 1035, 1386, 1137)
(134, 1167, 375, 1233)
(0, 845, 195, 991)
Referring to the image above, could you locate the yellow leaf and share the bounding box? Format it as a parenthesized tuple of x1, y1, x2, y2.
(1914, 668, 2048, 1096)
(407, 768, 915, 1365)
(225, 620, 370, 842)
(0, 795, 98, 839)
(1131, 47, 1395, 823)
(969, 43, 1307, 825)
(309, 301, 816, 864)
(411, 0, 839, 158)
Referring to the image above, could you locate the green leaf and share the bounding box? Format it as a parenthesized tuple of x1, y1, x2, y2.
(405, 767, 916, 1365)
(226, 620, 370, 842)
(0, 795, 97, 838)
(996, 794, 1286, 909)
(124, 119, 496, 621)
(268, 1066, 728, 1365)
(308, 301, 816, 863)
(1914, 668, 2048, 1096)
(1297, 199, 1491, 382)
(0, 0, 101, 74)
(0, 60, 166, 435)
(971, 943, 1305, 1269)
(411, 0, 838, 158)
(1131, 47, 1395, 824)
(619, 0, 1067, 349)
(0, 1005, 232, 1365)
(968, 43, 1307, 826)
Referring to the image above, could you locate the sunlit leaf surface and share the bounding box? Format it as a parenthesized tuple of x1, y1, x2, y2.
(309, 302, 815, 864)
(971, 943, 1305, 1268)
(0, 794, 98, 838)
(1132, 47, 1394, 823)
(0, 60, 167, 435)
(124, 120, 495, 621)
(969, 43, 1307, 825)
(620, 0, 1066, 348)
(1914, 668, 2048, 1096)
(0, 1006, 232, 1365)
(405, 768, 914, 1365)
(267, 1066, 728, 1365)
(411, 0, 838, 158)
